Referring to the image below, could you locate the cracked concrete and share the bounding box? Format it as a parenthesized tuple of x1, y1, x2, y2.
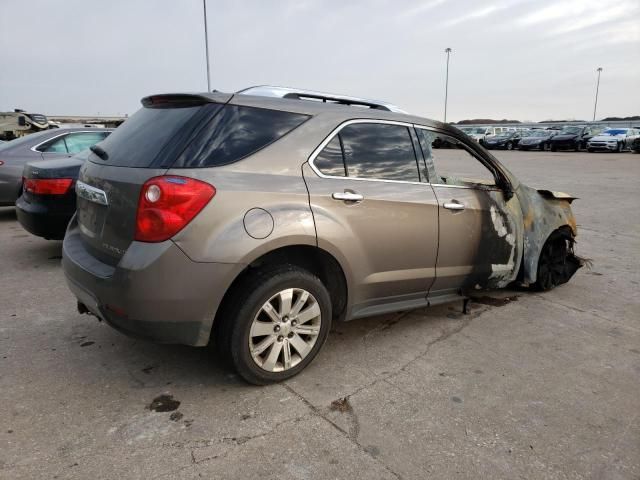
(1, 150, 639, 479)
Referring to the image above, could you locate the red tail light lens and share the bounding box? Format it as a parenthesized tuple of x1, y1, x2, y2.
(24, 178, 73, 195)
(135, 176, 215, 243)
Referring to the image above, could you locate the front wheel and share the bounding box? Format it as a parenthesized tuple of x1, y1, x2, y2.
(217, 265, 332, 385)
(535, 229, 582, 291)
(506, 142, 513, 151)
(615, 142, 622, 153)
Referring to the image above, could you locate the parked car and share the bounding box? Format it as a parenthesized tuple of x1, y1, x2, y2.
(518, 130, 558, 151)
(16, 147, 110, 240)
(586, 128, 640, 152)
(0, 128, 111, 206)
(483, 130, 523, 150)
(462, 126, 513, 145)
(548, 125, 602, 152)
(62, 86, 582, 384)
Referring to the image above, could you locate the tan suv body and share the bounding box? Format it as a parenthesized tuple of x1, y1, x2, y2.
(62, 87, 581, 384)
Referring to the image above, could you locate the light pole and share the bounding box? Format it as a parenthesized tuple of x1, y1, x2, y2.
(444, 48, 452, 124)
(592, 67, 602, 122)
(203, 0, 212, 91)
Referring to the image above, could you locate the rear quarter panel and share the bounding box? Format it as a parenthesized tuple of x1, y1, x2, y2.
(167, 118, 331, 264)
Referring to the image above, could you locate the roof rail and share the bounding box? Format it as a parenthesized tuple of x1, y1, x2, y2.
(237, 85, 407, 113)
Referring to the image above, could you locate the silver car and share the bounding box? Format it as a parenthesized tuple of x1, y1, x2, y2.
(0, 128, 111, 206)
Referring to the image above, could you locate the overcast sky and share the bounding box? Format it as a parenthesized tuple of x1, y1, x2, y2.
(1, 0, 638, 122)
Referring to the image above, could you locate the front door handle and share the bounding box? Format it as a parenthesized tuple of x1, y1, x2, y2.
(443, 201, 465, 211)
(332, 191, 364, 202)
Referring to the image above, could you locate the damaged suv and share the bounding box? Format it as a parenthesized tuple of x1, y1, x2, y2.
(62, 86, 582, 384)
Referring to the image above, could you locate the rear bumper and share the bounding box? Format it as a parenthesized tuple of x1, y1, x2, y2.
(15, 195, 73, 239)
(62, 217, 243, 346)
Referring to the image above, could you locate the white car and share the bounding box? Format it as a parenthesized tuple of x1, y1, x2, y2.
(461, 126, 513, 145)
(587, 128, 640, 152)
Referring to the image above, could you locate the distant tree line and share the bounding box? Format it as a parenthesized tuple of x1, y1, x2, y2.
(454, 115, 639, 124)
(455, 119, 521, 125)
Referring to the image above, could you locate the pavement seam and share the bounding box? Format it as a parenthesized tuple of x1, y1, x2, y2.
(282, 383, 403, 480)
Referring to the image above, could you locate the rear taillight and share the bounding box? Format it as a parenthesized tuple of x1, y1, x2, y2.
(24, 178, 74, 195)
(135, 176, 215, 243)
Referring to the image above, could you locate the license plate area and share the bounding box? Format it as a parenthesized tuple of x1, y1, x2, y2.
(77, 198, 106, 238)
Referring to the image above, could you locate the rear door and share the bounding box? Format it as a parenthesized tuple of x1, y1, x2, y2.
(303, 120, 439, 318)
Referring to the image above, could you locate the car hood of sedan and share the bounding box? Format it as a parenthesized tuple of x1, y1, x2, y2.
(552, 134, 578, 141)
(589, 134, 623, 142)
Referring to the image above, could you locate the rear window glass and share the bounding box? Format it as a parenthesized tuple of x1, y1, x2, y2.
(172, 105, 309, 168)
(93, 106, 201, 167)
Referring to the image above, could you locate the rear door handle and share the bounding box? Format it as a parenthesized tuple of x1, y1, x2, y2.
(443, 201, 465, 211)
(332, 191, 364, 202)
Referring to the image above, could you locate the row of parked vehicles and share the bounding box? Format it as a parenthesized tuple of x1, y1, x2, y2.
(0, 86, 589, 383)
(458, 125, 640, 153)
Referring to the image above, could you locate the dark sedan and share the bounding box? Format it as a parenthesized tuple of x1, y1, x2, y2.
(16, 151, 89, 239)
(483, 130, 522, 150)
(518, 130, 557, 151)
(0, 128, 111, 206)
(548, 125, 602, 152)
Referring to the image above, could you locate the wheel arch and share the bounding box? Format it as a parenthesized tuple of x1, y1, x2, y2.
(516, 184, 578, 285)
(211, 244, 349, 344)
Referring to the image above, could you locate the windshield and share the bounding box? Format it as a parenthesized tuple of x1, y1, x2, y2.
(495, 132, 512, 137)
(468, 128, 487, 134)
(560, 127, 582, 135)
(601, 129, 628, 136)
(527, 130, 549, 137)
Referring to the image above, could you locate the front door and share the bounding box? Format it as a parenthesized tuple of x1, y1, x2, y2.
(415, 128, 523, 297)
(303, 121, 439, 319)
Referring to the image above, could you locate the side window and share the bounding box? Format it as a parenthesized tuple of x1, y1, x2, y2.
(339, 123, 421, 182)
(417, 129, 497, 187)
(314, 136, 346, 177)
(173, 105, 309, 168)
(37, 136, 68, 153)
(64, 132, 109, 154)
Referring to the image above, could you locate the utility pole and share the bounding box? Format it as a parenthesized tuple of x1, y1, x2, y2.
(203, 0, 211, 91)
(444, 48, 452, 124)
(592, 67, 602, 122)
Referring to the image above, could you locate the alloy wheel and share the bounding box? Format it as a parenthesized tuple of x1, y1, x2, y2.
(249, 288, 322, 372)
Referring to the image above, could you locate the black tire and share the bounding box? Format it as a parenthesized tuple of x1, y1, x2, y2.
(587, 148, 595, 153)
(540, 143, 546, 151)
(550, 144, 557, 152)
(216, 265, 332, 385)
(574, 141, 580, 152)
(534, 229, 582, 291)
(506, 141, 513, 151)
(615, 142, 622, 153)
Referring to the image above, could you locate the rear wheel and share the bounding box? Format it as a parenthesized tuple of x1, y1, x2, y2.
(535, 229, 582, 291)
(216, 265, 332, 385)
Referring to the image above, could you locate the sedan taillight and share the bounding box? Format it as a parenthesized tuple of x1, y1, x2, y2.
(134, 176, 215, 243)
(24, 178, 74, 195)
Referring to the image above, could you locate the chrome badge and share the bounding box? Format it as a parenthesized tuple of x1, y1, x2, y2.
(75, 180, 108, 206)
